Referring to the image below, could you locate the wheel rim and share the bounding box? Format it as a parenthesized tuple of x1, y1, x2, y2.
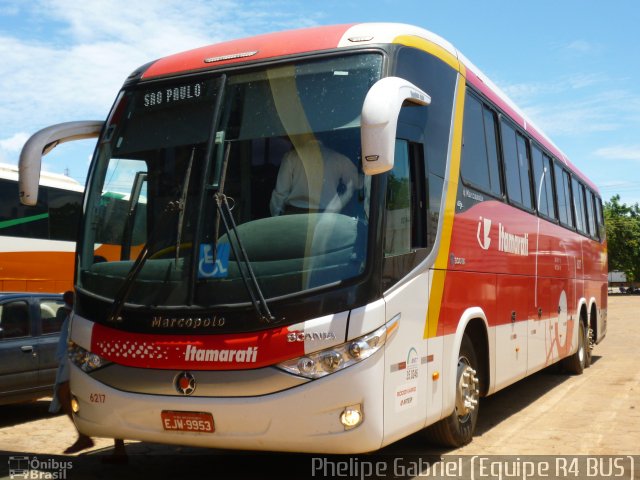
(578, 323, 585, 364)
(455, 356, 480, 421)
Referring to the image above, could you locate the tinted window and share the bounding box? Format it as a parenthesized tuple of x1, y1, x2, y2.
(385, 141, 412, 257)
(501, 121, 521, 204)
(572, 178, 587, 234)
(462, 95, 489, 188)
(48, 187, 83, 241)
(531, 145, 547, 214)
(555, 164, 573, 227)
(0, 301, 30, 339)
(0, 179, 82, 242)
(586, 189, 597, 238)
(40, 298, 66, 334)
(515, 134, 533, 209)
(0, 179, 48, 239)
(394, 46, 457, 178)
(531, 146, 557, 219)
(484, 108, 501, 196)
(595, 196, 605, 240)
(461, 94, 501, 196)
(543, 155, 557, 219)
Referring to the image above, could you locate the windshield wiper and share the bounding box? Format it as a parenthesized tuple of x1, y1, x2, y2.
(107, 243, 151, 323)
(214, 192, 275, 324)
(107, 198, 180, 322)
(175, 147, 195, 263)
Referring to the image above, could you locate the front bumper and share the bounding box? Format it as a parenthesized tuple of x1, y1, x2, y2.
(70, 349, 385, 454)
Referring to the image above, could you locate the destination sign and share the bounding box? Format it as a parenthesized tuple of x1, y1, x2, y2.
(142, 81, 205, 108)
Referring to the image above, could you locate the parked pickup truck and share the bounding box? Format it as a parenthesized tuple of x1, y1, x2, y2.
(0, 292, 65, 406)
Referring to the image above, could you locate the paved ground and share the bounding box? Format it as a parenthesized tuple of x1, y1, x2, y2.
(0, 295, 638, 479)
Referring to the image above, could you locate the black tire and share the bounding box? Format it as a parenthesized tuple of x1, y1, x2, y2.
(424, 335, 480, 447)
(563, 320, 588, 375)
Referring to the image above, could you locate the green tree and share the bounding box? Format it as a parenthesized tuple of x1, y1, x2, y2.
(604, 194, 640, 282)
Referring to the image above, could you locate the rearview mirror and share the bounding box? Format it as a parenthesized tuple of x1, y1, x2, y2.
(19, 121, 104, 206)
(360, 77, 430, 175)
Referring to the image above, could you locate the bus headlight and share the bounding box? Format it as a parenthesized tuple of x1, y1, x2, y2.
(68, 342, 111, 373)
(276, 320, 397, 379)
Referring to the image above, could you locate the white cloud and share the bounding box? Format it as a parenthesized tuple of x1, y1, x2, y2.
(0, 132, 30, 152)
(496, 72, 639, 138)
(0, 0, 320, 172)
(594, 146, 640, 162)
(0, 132, 30, 166)
(565, 40, 598, 54)
(522, 101, 620, 137)
(499, 73, 608, 105)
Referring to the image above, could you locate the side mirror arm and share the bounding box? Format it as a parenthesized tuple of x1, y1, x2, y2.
(19, 121, 104, 206)
(360, 77, 430, 175)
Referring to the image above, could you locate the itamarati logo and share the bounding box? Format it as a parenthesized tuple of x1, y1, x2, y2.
(498, 223, 529, 256)
(184, 344, 258, 363)
(8, 456, 73, 479)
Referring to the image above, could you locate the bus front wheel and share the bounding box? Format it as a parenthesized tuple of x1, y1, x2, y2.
(425, 334, 480, 447)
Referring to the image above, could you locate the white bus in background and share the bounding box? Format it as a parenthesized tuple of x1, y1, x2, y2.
(0, 163, 83, 292)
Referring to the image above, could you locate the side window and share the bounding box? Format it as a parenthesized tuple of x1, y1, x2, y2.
(585, 189, 597, 239)
(96, 159, 148, 259)
(394, 46, 457, 178)
(484, 109, 502, 195)
(0, 178, 49, 239)
(532, 147, 558, 220)
(515, 134, 533, 209)
(501, 121, 533, 209)
(0, 301, 31, 339)
(382, 139, 429, 289)
(542, 154, 557, 220)
(501, 121, 521, 205)
(572, 178, 587, 234)
(40, 298, 66, 335)
(531, 145, 548, 215)
(554, 163, 574, 228)
(461, 94, 501, 196)
(385, 141, 413, 257)
(48, 188, 83, 242)
(596, 196, 606, 240)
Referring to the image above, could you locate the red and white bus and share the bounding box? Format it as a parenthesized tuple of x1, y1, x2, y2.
(19, 23, 607, 452)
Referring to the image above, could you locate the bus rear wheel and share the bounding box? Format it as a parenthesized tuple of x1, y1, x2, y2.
(563, 320, 588, 374)
(425, 335, 480, 447)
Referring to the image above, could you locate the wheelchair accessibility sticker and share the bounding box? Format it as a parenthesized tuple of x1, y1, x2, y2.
(199, 243, 230, 278)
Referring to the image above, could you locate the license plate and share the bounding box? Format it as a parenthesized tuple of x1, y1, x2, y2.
(161, 410, 215, 433)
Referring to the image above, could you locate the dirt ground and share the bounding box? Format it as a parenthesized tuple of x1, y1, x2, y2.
(0, 296, 637, 478)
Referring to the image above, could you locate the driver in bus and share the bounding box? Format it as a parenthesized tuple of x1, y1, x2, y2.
(269, 135, 359, 216)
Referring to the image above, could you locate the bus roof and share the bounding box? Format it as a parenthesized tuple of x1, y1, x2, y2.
(140, 22, 596, 193)
(0, 163, 84, 192)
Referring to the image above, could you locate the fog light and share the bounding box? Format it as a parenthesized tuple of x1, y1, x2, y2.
(340, 404, 363, 430)
(71, 396, 80, 414)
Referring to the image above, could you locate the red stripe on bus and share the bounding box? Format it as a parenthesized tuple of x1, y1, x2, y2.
(90, 323, 305, 370)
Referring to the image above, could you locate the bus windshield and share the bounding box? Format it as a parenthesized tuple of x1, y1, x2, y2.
(79, 53, 382, 308)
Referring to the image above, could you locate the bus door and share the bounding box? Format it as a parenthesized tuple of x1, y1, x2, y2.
(380, 134, 434, 440)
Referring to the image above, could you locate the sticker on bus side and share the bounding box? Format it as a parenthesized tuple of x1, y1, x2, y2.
(198, 243, 230, 279)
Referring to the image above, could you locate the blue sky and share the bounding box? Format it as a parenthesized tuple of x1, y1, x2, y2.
(1, 0, 639, 205)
